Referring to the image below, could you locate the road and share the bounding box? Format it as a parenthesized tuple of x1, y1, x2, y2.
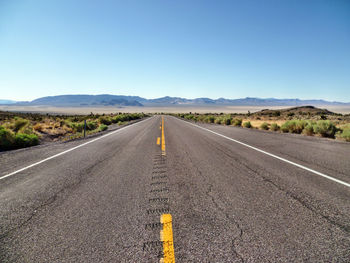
(0, 115, 349, 262)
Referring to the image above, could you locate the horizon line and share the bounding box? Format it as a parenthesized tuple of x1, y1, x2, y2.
(2, 94, 350, 104)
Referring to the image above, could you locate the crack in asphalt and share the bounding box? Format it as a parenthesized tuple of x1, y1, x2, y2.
(263, 177, 350, 234)
(0, 153, 112, 242)
(181, 147, 246, 262)
(0, 193, 58, 241)
(209, 139, 350, 234)
(206, 184, 245, 263)
(0, 177, 81, 243)
(0, 192, 61, 261)
(0, 146, 127, 262)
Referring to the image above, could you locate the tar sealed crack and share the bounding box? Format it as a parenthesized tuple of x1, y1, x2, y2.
(206, 184, 245, 263)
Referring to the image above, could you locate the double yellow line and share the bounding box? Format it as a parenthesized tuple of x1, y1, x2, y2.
(156, 116, 175, 263)
(161, 116, 166, 156)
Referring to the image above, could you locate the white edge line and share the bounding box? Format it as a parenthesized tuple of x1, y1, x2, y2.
(182, 119, 350, 188)
(0, 117, 153, 181)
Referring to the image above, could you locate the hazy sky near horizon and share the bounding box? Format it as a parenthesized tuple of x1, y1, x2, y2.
(1, 0, 349, 102)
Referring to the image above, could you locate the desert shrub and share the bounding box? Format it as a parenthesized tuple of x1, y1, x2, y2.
(280, 121, 290, 133)
(287, 112, 295, 117)
(302, 122, 315, 136)
(99, 116, 112, 125)
(214, 117, 223, 124)
(243, 121, 252, 128)
(13, 118, 29, 133)
(272, 111, 281, 117)
(205, 116, 215, 123)
(184, 114, 195, 120)
(260, 122, 269, 130)
(70, 122, 85, 132)
(86, 121, 98, 130)
(200, 116, 207, 122)
(99, 124, 108, 131)
(112, 115, 123, 123)
(129, 113, 141, 120)
(281, 120, 307, 134)
(119, 114, 133, 122)
(21, 125, 35, 135)
(233, 118, 242, 126)
(296, 120, 308, 133)
(339, 127, 350, 142)
(224, 117, 232, 125)
(313, 120, 337, 138)
(14, 133, 39, 148)
(33, 123, 44, 132)
(67, 121, 98, 132)
(0, 126, 15, 150)
(209, 116, 216, 123)
(270, 123, 279, 131)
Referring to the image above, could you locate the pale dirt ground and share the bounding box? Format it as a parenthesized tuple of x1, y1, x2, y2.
(241, 119, 286, 128)
(1, 105, 350, 115)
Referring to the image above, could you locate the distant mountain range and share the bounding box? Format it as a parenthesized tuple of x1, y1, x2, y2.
(0, 100, 16, 104)
(1, 95, 349, 107)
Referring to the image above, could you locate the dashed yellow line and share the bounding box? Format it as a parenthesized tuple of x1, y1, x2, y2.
(161, 117, 166, 155)
(157, 137, 160, 145)
(160, 214, 175, 263)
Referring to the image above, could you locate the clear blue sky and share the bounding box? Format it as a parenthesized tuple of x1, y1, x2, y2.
(0, 0, 349, 102)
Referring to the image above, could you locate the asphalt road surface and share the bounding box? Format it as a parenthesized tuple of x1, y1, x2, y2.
(0, 115, 349, 262)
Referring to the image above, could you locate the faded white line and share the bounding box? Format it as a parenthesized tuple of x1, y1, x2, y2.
(183, 119, 350, 188)
(0, 117, 153, 181)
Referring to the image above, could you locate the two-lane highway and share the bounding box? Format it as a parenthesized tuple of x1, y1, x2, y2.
(1, 115, 349, 262)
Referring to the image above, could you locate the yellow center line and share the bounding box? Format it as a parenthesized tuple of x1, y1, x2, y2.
(160, 214, 175, 263)
(161, 117, 166, 155)
(157, 137, 160, 145)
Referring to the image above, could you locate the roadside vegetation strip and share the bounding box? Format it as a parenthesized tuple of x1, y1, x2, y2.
(0, 117, 153, 181)
(0, 112, 149, 151)
(160, 214, 175, 263)
(183, 120, 350, 188)
(174, 107, 350, 142)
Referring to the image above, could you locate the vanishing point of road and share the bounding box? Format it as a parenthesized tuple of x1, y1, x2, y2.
(0, 115, 349, 262)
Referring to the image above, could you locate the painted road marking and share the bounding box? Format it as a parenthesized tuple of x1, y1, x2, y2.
(157, 137, 161, 145)
(161, 117, 166, 155)
(0, 117, 153, 181)
(160, 214, 175, 263)
(184, 120, 350, 188)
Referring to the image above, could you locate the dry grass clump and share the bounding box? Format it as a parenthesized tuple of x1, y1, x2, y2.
(260, 122, 269, 130)
(233, 118, 242, 126)
(243, 121, 252, 128)
(270, 123, 280, 131)
(337, 124, 350, 141)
